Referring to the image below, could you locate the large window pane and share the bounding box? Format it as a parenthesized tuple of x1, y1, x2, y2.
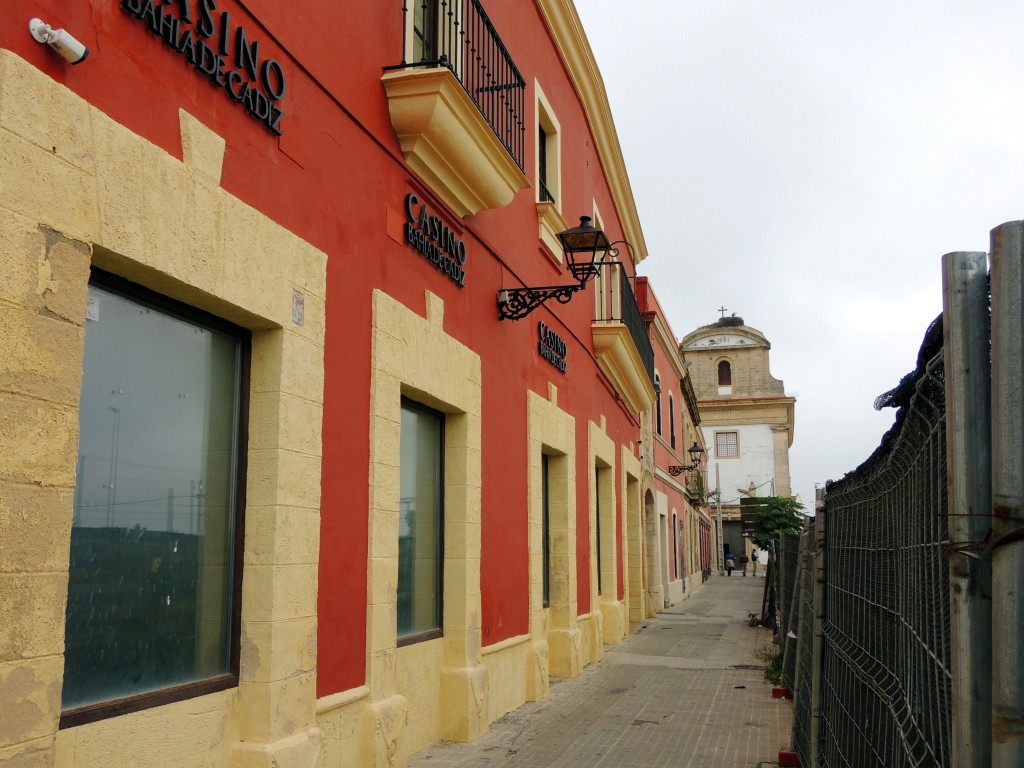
(64, 275, 245, 712)
(398, 399, 444, 639)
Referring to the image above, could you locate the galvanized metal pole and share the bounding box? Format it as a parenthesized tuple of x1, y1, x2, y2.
(808, 506, 826, 767)
(990, 222, 1024, 768)
(942, 250, 993, 768)
(788, 528, 810, 696)
(716, 463, 724, 574)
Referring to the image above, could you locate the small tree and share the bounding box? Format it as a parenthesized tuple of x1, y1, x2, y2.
(750, 496, 805, 549)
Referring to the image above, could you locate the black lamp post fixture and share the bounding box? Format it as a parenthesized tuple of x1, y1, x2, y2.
(668, 442, 705, 477)
(497, 216, 615, 321)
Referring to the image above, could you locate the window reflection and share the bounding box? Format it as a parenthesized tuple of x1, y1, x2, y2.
(64, 279, 243, 710)
(398, 399, 444, 639)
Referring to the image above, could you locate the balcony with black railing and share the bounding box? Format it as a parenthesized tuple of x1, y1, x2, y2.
(590, 264, 657, 413)
(397, 0, 525, 169)
(383, 1, 529, 217)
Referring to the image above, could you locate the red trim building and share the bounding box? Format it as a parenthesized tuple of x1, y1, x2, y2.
(0, 2, 712, 765)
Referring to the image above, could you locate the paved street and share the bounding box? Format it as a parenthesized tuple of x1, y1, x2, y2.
(410, 574, 792, 768)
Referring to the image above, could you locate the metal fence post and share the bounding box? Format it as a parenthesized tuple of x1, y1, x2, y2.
(942, 250, 993, 768)
(989, 222, 1024, 767)
(784, 530, 810, 693)
(809, 506, 826, 766)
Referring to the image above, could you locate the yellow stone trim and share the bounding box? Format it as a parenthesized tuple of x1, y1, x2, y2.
(526, 389, 578, 692)
(588, 421, 624, 657)
(0, 51, 326, 768)
(592, 322, 657, 413)
(480, 633, 529, 656)
(619, 446, 642, 626)
(316, 686, 371, 716)
(537, 201, 569, 266)
(535, 0, 647, 263)
(367, 288, 485, 760)
(534, 81, 562, 210)
(479, 636, 528, 724)
(382, 67, 529, 218)
(178, 110, 225, 184)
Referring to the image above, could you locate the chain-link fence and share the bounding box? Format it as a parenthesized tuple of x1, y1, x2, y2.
(775, 224, 1024, 767)
(774, 318, 951, 767)
(770, 221, 1024, 765)
(824, 329, 950, 768)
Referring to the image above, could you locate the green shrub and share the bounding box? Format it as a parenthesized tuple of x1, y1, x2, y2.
(754, 644, 783, 685)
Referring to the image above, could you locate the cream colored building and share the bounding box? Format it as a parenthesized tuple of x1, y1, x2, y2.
(680, 316, 795, 562)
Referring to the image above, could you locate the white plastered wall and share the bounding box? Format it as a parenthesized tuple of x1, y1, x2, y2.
(705, 423, 776, 498)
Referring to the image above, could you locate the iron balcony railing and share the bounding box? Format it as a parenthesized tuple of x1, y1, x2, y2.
(394, 0, 526, 171)
(594, 265, 656, 388)
(538, 180, 556, 204)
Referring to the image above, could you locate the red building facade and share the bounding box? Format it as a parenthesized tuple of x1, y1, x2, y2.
(0, 2, 709, 765)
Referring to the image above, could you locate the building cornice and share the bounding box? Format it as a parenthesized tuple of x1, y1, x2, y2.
(698, 396, 796, 409)
(536, 0, 647, 264)
(680, 373, 700, 428)
(649, 314, 685, 378)
(698, 396, 795, 432)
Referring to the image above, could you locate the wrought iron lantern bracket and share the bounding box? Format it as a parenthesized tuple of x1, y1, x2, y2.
(667, 442, 706, 477)
(667, 464, 698, 477)
(496, 215, 627, 321)
(497, 282, 584, 321)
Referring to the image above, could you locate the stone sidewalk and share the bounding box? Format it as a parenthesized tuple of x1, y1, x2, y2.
(410, 574, 793, 768)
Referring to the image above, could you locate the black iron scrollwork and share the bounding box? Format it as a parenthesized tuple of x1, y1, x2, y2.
(497, 284, 582, 321)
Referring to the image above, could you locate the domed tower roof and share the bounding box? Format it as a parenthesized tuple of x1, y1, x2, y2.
(680, 312, 796, 499)
(679, 316, 770, 351)
(680, 314, 786, 400)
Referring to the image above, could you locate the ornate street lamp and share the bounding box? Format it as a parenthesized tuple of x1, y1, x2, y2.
(496, 216, 614, 321)
(557, 215, 611, 283)
(668, 442, 705, 477)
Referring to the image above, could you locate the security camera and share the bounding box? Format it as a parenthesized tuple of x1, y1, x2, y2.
(29, 19, 89, 65)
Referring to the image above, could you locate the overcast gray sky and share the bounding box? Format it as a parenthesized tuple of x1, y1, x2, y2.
(576, 0, 1024, 507)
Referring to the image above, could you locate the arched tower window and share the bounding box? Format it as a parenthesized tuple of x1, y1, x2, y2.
(718, 360, 732, 386)
(717, 360, 733, 395)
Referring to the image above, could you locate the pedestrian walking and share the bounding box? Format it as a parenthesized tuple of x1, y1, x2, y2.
(739, 552, 749, 576)
(725, 551, 735, 576)
(751, 547, 759, 577)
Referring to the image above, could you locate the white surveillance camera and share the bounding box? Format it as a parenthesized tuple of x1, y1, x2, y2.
(29, 18, 89, 65)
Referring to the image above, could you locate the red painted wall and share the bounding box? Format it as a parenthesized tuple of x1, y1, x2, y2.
(5, 0, 641, 698)
(639, 279, 691, 582)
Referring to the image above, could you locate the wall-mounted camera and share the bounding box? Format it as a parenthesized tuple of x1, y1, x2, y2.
(29, 18, 89, 65)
